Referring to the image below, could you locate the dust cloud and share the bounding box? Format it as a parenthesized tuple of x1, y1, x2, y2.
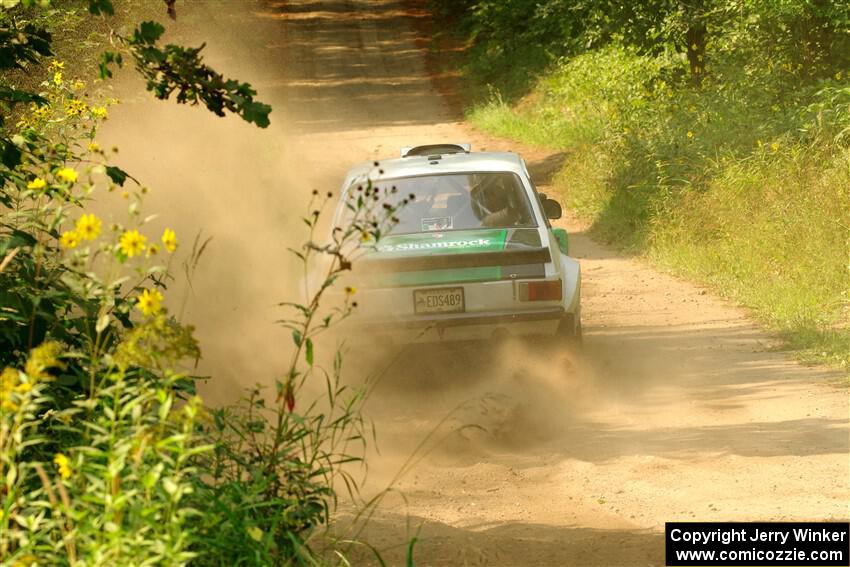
(352, 337, 599, 491)
(97, 2, 315, 405)
(94, 0, 598, 472)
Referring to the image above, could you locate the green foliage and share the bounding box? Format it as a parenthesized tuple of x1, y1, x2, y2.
(1, 64, 132, 374)
(0, 57, 209, 564)
(2, 339, 207, 566)
(435, 0, 850, 101)
(186, 185, 407, 565)
(0, 2, 404, 565)
(0, 67, 401, 561)
(647, 147, 850, 369)
(0, 0, 271, 129)
(106, 20, 272, 128)
(446, 0, 850, 369)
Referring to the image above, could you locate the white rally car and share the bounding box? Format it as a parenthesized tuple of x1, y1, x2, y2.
(333, 143, 581, 346)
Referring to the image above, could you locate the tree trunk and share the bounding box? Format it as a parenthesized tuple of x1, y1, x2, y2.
(681, 0, 707, 82)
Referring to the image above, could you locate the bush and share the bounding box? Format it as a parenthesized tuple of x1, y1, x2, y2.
(444, 0, 850, 368)
(1, 2, 410, 564)
(1, 60, 209, 564)
(186, 186, 408, 565)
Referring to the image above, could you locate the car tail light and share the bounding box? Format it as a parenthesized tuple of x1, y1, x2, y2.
(519, 279, 562, 301)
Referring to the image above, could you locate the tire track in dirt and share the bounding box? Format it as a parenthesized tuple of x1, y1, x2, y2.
(102, 1, 849, 565)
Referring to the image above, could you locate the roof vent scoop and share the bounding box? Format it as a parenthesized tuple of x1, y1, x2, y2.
(401, 143, 471, 157)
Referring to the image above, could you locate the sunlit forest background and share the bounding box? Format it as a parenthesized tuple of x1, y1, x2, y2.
(433, 0, 850, 369)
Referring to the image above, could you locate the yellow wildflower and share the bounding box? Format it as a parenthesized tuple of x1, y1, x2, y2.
(686, 131, 694, 139)
(146, 244, 160, 257)
(0, 368, 19, 411)
(76, 214, 102, 241)
(91, 106, 108, 120)
(25, 342, 64, 380)
(15, 382, 32, 394)
(27, 178, 47, 191)
(54, 453, 72, 480)
(136, 288, 164, 316)
(161, 228, 177, 253)
(87, 142, 100, 152)
(59, 230, 80, 249)
(53, 72, 63, 85)
(56, 168, 78, 184)
(31, 105, 50, 121)
(64, 98, 88, 117)
(49, 60, 65, 71)
(345, 286, 356, 295)
(119, 229, 146, 258)
(770, 142, 780, 152)
(1, 367, 18, 391)
(72, 80, 85, 91)
(247, 527, 263, 542)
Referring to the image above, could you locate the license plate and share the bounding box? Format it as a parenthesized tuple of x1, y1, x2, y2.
(413, 287, 465, 315)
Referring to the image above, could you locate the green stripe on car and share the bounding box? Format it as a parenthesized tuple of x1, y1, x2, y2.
(375, 229, 508, 257)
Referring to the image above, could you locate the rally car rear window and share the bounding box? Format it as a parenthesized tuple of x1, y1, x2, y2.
(355, 172, 537, 235)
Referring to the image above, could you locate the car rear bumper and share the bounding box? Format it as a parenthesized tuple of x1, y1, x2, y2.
(343, 306, 568, 344)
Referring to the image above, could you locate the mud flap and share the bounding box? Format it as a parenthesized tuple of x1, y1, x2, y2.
(557, 311, 583, 349)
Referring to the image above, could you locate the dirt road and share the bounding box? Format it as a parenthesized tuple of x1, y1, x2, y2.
(104, 1, 849, 565)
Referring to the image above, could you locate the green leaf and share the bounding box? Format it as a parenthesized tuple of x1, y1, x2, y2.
(0, 139, 21, 168)
(305, 338, 314, 366)
(406, 537, 418, 567)
(0, 24, 52, 72)
(95, 314, 110, 334)
(133, 21, 165, 45)
(240, 100, 272, 128)
(123, 29, 272, 128)
(0, 87, 47, 106)
(278, 301, 310, 316)
(99, 51, 123, 79)
(105, 165, 132, 186)
(88, 0, 114, 15)
(292, 329, 302, 347)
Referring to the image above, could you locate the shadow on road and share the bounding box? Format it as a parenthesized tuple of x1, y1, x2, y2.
(340, 512, 665, 566)
(255, 0, 447, 133)
(365, 318, 848, 467)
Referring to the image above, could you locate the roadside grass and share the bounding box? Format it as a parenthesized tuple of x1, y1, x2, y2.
(467, 46, 850, 373)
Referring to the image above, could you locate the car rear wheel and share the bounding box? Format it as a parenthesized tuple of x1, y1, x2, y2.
(557, 312, 583, 350)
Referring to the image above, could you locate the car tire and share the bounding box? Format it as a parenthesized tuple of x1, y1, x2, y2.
(557, 312, 583, 351)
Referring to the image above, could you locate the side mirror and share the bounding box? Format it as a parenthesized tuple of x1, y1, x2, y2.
(542, 197, 562, 220)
